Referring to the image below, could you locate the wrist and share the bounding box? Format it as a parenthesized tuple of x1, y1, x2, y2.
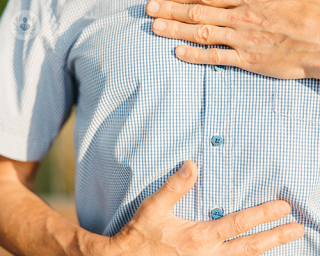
(107, 220, 145, 256)
(45, 212, 81, 256)
(46, 213, 111, 256)
(75, 228, 112, 256)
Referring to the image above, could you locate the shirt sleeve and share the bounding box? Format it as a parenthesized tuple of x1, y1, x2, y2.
(0, 0, 77, 162)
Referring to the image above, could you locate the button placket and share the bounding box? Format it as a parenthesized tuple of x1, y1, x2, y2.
(202, 48, 231, 220)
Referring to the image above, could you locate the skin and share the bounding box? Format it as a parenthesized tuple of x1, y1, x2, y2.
(0, 1, 313, 253)
(0, 156, 304, 255)
(146, 0, 320, 79)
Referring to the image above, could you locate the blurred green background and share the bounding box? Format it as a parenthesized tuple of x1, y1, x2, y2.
(34, 109, 76, 197)
(0, 0, 76, 198)
(0, 0, 6, 16)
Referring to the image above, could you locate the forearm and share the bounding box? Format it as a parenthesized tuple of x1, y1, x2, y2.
(0, 178, 111, 256)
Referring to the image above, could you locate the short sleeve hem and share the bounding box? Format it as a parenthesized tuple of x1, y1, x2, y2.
(0, 129, 51, 162)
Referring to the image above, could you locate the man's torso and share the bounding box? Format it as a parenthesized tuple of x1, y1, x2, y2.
(62, 1, 320, 254)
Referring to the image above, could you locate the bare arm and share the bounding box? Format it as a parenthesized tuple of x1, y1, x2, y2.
(0, 155, 111, 256)
(0, 156, 304, 255)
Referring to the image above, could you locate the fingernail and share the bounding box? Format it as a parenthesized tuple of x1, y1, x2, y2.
(153, 20, 166, 31)
(179, 162, 191, 178)
(176, 46, 186, 57)
(291, 227, 304, 240)
(276, 204, 290, 216)
(148, 1, 160, 13)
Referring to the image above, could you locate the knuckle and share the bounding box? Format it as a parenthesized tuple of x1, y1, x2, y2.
(139, 197, 155, 213)
(260, 204, 275, 221)
(242, 10, 263, 25)
(233, 214, 250, 234)
(134, 197, 158, 220)
(244, 238, 263, 256)
(228, 13, 238, 23)
(241, 11, 253, 23)
(164, 4, 173, 18)
(277, 225, 296, 245)
(246, 53, 261, 65)
(194, 50, 201, 62)
(188, 5, 205, 23)
(228, 11, 260, 25)
(209, 49, 220, 64)
(188, 231, 203, 249)
(183, 224, 205, 250)
(172, 22, 180, 36)
(278, 231, 287, 245)
(194, 25, 211, 43)
(163, 176, 181, 193)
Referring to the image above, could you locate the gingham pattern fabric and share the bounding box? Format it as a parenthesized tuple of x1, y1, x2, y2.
(0, 0, 319, 255)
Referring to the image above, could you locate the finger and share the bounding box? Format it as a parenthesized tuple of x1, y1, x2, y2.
(224, 223, 305, 255)
(207, 200, 293, 241)
(147, 161, 198, 213)
(168, 0, 242, 8)
(175, 46, 241, 67)
(146, 0, 232, 26)
(152, 19, 236, 46)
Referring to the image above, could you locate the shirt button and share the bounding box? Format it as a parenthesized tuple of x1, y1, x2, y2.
(211, 208, 224, 220)
(211, 135, 223, 147)
(214, 65, 226, 72)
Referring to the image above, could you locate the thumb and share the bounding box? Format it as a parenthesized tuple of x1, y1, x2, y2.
(149, 160, 198, 213)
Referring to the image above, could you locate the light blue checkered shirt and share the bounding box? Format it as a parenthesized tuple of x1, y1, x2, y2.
(0, 0, 319, 254)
